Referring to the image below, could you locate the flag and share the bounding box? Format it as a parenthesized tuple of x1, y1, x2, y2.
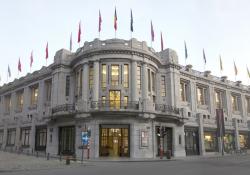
(114, 7, 117, 31)
(78, 21, 81, 43)
(247, 65, 250, 78)
(0, 75, 1, 83)
(70, 32, 72, 51)
(8, 65, 11, 77)
(30, 51, 33, 68)
(184, 41, 188, 59)
(45, 42, 49, 59)
(160, 32, 164, 51)
(203, 49, 206, 64)
(130, 9, 133, 32)
(234, 61, 238, 76)
(98, 10, 102, 33)
(18, 58, 22, 72)
(219, 55, 223, 71)
(151, 20, 154, 42)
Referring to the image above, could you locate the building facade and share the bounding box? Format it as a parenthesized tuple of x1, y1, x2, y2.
(0, 38, 249, 159)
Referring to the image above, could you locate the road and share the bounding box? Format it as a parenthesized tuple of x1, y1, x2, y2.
(1, 152, 250, 175)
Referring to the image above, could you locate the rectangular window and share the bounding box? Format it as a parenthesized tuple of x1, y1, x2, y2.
(123, 64, 129, 88)
(89, 65, 94, 89)
(109, 90, 121, 109)
(101, 64, 107, 88)
(21, 128, 31, 147)
(111, 65, 119, 86)
(137, 66, 141, 90)
(7, 129, 16, 146)
(16, 91, 23, 112)
(0, 130, 3, 145)
(30, 85, 39, 106)
(4, 95, 11, 113)
(161, 76, 166, 97)
(232, 94, 240, 112)
(197, 86, 207, 105)
(101, 96, 106, 107)
(180, 81, 188, 102)
(45, 79, 52, 101)
(215, 90, 224, 109)
(35, 127, 47, 151)
(65, 75, 70, 96)
(246, 97, 250, 113)
(148, 69, 151, 91)
(79, 69, 83, 96)
(151, 72, 155, 92)
(124, 96, 128, 108)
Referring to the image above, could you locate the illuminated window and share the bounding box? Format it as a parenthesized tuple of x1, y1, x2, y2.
(4, 94, 11, 113)
(30, 85, 38, 106)
(89, 65, 94, 89)
(180, 80, 189, 102)
(231, 94, 240, 112)
(161, 76, 166, 97)
(123, 64, 129, 88)
(101, 64, 107, 88)
(137, 66, 141, 90)
(197, 86, 207, 105)
(16, 90, 24, 111)
(124, 96, 128, 108)
(109, 90, 120, 109)
(101, 96, 106, 107)
(111, 65, 119, 86)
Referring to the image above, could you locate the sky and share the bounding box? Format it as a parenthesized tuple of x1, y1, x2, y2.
(0, 0, 250, 86)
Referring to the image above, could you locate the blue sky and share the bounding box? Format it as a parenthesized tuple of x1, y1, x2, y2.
(0, 0, 250, 86)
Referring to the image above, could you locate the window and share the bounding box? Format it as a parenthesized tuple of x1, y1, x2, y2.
(137, 66, 141, 90)
(75, 69, 82, 96)
(0, 130, 3, 145)
(16, 90, 23, 112)
(21, 128, 31, 147)
(65, 75, 70, 96)
(45, 80, 52, 101)
(35, 127, 47, 151)
(4, 95, 11, 113)
(109, 90, 120, 109)
(197, 86, 207, 105)
(215, 90, 223, 109)
(89, 65, 94, 89)
(111, 65, 119, 86)
(101, 96, 106, 107)
(161, 76, 166, 97)
(246, 97, 250, 113)
(124, 96, 128, 108)
(7, 129, 16, 146)
(231, 94, 240, 112)
(148, 69, 151, 91)
(123, 64, 129, 88)
(30, 85, 38, 106)
(101, 64, 107, 88)
(204, 132, 218, 152)
(151, 72, 156, 92)
(180, 80, 189, 102)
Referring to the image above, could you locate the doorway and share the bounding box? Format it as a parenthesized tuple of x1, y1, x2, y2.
(58, 126, 75, 155)
(185, 127, 199, 155)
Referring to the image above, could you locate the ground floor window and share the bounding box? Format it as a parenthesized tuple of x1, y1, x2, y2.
(35, 127, 47, 151)
(21, 127, 31, 147)
(100, 125, 129, 157)
(7, 129, 16, 146)
(0, 130, 3, 145)
(239, 134, 248, 149)
(223, 133, 235, 152)
(204, 131, 218, 152)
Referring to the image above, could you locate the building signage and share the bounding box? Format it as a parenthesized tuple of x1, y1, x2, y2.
(140, 130, 149, 147)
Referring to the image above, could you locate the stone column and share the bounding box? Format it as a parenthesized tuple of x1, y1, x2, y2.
(131, 61, 138, 101)
(198, 113, 205, 155)
(173, 125, 186, 157)
(82, 63, 89, 111)
(2, 123, 8, 149)
(93, 61, 99, 102)
(233, 118, 240, 150)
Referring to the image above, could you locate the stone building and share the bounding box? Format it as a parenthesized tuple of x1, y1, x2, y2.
(0, 38, 249, 159)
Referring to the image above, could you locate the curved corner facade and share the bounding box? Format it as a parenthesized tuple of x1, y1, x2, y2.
(0, 38, 249, 159)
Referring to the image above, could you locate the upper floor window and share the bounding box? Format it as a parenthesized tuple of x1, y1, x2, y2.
(180, 80, 189, 102)
(137, 66, 141, 90)
(101, 64, 107, 88)
(246, 97, 250, 113)
(4, 94, 11, 113)
(45, 79, 52, 102)
(197, 85, 207, 105)
(111, 65, 119, 86)
(148, 69, 151, 91)
(75, 69, 82, 97)
(161, 76, 166, 97)
(65, 75, 70, 97)
(151, 71, 156, 92)
(215, 90, 224, 109)
(123, 64, 129, 88)
(231, 94, 240, 112)
(16, 90, 24, 111)
(89, 65, 94, 89)
(30, 85, 38, 106)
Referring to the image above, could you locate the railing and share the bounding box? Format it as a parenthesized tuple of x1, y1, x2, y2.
(90, 100, 139, 111)
(155, 104, 180, 115)
(52, 104, 75, 114)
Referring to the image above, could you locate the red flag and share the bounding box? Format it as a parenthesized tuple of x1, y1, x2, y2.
(45, 42, 48, 59)
(160, 32, 164, 51)
(70, 32, 72, 51)
(114, 8, 117, 31)
(151, 21, 155, 42)
(78, 21, 81, 43)
(30, 51, 33, 68)
(18, 58, 22, 72)
(98, 10, 102, 33)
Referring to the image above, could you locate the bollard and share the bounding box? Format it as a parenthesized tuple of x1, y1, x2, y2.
(47, 153, 50, 160)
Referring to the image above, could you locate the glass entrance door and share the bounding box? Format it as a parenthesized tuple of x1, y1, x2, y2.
(109, 90, 120, 109)
(59, 126, 75, 155)
(100, 125, 129, 157)
(185, 127, 199, 155)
